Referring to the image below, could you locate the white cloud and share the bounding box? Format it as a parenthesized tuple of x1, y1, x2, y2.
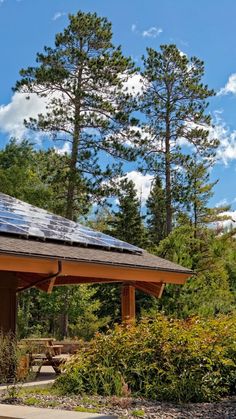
(215, 211, 236, 231)
(216, 198, 229, 208)
(52, 12, 66, 21)
(208, 116, 236, 164)
(218, 73, 236, 95)
(182, 113, 236, 165)
(218, 132, 236, 163)
(0, 93, 47, 140)
(125, 171, 153, 202)
(131, 24, 137, 33)
(123, 73, 146, 95)
(54, 142, 71, 155)
(142, 26, 163, 38)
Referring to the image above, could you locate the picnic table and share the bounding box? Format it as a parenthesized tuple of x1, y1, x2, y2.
(21, 338, 69, 374)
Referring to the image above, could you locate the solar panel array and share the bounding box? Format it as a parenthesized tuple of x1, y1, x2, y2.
(0, 193, 142, 254)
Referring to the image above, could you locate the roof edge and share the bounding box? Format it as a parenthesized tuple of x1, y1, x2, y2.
(0, 248, 193, 275)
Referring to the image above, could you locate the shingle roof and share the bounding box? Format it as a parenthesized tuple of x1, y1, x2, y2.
(0, 235, 192, 275)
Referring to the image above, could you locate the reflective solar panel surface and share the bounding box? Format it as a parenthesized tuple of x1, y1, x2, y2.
(0, 193, 142, 254)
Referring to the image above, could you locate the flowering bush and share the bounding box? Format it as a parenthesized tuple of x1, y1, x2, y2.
(56, 314, 236, 402)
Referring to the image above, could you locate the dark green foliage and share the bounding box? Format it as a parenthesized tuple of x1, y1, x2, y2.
(35, 148, 90, 217)
(108, 178, 148, 248)
(181, 157, 230, 233)
(146, 176, 166, 244)
(0, 139, 89, 217)
(139, 44, 218, 234)
(55, 314, 236, 402)
(156, 225, 235, 317)
(0, 139, 51, 207)
(17, 285, 108, 340)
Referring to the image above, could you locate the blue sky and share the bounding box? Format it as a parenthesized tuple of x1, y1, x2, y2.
(1, 0, 236, 215)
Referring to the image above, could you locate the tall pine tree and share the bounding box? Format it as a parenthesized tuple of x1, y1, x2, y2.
(15, 11, 138, 220)
(182, 157, 230, 236)
(139, 45, 219, 235)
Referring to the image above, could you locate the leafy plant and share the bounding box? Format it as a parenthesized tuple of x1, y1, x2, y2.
(56, 314, 236, 402)
(0, 332, 18, 384)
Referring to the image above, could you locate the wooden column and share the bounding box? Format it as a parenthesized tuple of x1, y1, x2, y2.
(121, 284, 135, 323)
(0, 271, 18, 334)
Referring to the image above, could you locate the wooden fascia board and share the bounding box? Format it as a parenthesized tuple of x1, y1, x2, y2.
(0, 254, 190, 285)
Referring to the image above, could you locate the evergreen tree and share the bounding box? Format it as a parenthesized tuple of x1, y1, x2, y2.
(0, 139, 89, 215)
(15, 11, 138, 221)
(182, 157, 230, 236)
(36, 148, 90, 216)
(139, 45, 219, 235)
(17, 285, 108, 340)
(156, 225, 235, 317)
(109, 178, 147, 248)
(0, 139, 51, 207)
(146, 176, 166, 245)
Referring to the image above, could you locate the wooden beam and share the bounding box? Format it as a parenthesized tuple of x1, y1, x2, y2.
(45, 277, 57, 294)
(0, 254, 190, 285)
(16, 274, 122, 291)
(133, 281, 165, 298)
(121, 284, 135, 323)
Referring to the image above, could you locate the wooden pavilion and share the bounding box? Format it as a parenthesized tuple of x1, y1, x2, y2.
(0, 193, 192, 334)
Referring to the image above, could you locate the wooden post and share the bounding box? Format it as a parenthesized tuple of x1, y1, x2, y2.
(121, 284, 135, 323)
(0, 271, 18, 334)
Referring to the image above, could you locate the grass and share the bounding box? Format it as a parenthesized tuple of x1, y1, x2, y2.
(132, 409, 145, 417)
(19, 384, 59, 397)
(74, 406, 98, 413)
(24, 397, 41, 406)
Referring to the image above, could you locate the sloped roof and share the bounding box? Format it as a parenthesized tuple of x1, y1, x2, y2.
(0, 193, 192, 278)
(0, 235, 192, 275)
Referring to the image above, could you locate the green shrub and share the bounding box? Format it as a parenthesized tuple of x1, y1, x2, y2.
(0, 332, 18, 384)
(55, 314, 236, 402)
(132, 410, 145, 417)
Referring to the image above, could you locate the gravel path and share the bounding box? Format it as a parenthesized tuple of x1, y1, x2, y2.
(1, 392, 236, 418)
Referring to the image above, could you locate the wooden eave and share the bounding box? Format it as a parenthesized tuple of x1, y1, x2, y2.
(0, 252, 190, 298)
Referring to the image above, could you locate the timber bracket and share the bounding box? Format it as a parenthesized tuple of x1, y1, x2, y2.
(17, 260, 62, 294)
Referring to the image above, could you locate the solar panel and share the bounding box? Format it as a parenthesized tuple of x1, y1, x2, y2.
(0, 193, 142, 254)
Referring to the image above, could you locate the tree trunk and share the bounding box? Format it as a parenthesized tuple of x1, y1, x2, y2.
(65, 40, 83, 221)
(193, 177, 198, 239)
(165, 119, 172, 235)
(65, 128, 80, 220)
(60, 288, 69, 339)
